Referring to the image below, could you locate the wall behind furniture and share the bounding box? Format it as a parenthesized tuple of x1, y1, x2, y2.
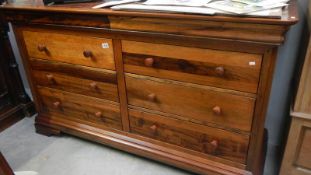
(264, 0, 309, 174)
(7, 2, 309, 174)
(8, 25, 32, 99)
(266, 0, 309, 147)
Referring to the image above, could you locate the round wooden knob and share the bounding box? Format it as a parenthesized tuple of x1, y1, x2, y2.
(150, 124, 157, 133)
(37, 44, 47, 52)
(148, 93, 156, 101)
(144, 58, 154, 67)
(46, 74, 54, 82)
(95, 111, 102, 117)
(203, 139, 219, 154)
(215, 67, 225, 76)
(83, 50, 93, 58)
(90, 82, 98, 89)
(212, 106, 222, 115)
(210, 140, 218, 148)
(53, 101, 61, 108)
(208, 140, 219, 154)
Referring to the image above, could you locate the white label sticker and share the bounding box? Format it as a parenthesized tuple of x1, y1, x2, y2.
(102, 43, 109, 49)
(249, 61, 256, 66)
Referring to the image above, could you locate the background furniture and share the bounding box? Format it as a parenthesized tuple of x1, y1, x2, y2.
(0, 17, 35, 132)
(0, 1, 297, 174)
(280, 37, 311, 175)
(0, 152, 14, 175)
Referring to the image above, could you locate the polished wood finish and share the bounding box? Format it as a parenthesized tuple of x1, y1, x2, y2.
(280, 36, 311, 175)
(29, 59, 117, 84)
(110, 16, 289, 44)
(123, 41, 262, 93)
(36, 115, 251, 175)
(23, 29, 115, 70)
(113, 39, 130, 131)
(32, 69, 119, 102)
(126, 74, 255, 132)
(129, 109, 249, 163)
(39, 87, 122, 130)
(0, 1, 298, 174)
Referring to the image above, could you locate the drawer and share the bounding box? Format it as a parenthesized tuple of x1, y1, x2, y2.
(126, 74, 255, 132)
(122, 41, 262, 93)
(23, 30, 115, 70)
(33, 70, 119, 102)
(38, 87, 122, 130)
(129, 109, 249, 164)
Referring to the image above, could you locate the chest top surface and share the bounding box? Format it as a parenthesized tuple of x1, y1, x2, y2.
(0, 0, 299, 45)
(0, 0, 298, 23)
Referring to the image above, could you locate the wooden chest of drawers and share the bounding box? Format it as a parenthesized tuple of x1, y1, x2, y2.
(0, 1, 298, 174)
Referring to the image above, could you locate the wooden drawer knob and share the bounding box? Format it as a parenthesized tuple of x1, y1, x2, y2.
(204, 139, 218, 154)
(150, 124, 157, 134)
(83, 50, 93, 58)
(95, 111, 102, 117)
(37, 44, 47, 52)
(46, 74, 54, 82)
(144, 58, 154, 67)
(210, 140, 218, 148)
(212, 106, 222, 115)
(210, 140, 219, 153)
(90, 82, 98, 89)
(53, 101, 61, 108)
(148, 93, 157, 101)
(215, 67, 225, 76)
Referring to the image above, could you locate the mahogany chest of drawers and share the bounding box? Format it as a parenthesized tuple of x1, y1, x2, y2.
(0, 1, 298, 174)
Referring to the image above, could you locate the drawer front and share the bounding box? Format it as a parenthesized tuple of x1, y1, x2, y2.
(33, 70, 119, 102)
(38, 87, 122, 130)
(23, 30, 115, 70)
(122, 41, 262, 93)
(126, 74, 255, 132)
(129, 109, 249, 164)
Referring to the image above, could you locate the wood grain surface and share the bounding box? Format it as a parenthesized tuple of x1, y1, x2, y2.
(122, 40, 262, 93)
(1, 2, 299, 174)
(23, 30, 115, 70)
(113, 39, 131, 131)
(129, 109, 250, 164)
(294, 37, 311, 115)
(111, 17, 288, 43)
(126, 74, 256, 132)
(36, 115, 253, 175)
(280, 117, 311, 175)
(0, 0, 298, 25)
(33, 70, 119, 102)
(123, 47, 261, 93)
(38, 87, 122, 131)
